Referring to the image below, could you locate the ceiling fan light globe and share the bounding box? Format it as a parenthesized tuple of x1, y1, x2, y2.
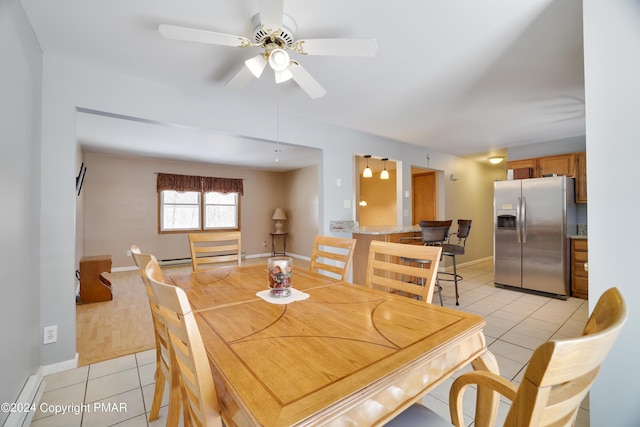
(269, 48, 290, 71)
(245, 55, 267, 78)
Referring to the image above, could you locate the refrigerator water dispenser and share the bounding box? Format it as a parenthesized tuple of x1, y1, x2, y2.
(496, 211, 517, 230)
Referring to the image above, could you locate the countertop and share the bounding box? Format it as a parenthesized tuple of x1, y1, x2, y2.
(568, 235, 588, 240)
(333, 224, 421, 235)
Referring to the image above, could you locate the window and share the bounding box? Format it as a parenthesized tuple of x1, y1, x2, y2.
(204, 192, 238, 229)
(157, 173, 243, 233)
(160, 190, 239, 232)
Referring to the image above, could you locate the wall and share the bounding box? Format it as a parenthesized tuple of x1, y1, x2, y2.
(38, 53, 496, 367)
(283, 165, 319, 257)
(82, 153, 309, 267)
(359, 170, 397, 226)
(0, 0, 42, 422)
(507, 135, 586, 160)
(444, 158, 503, 266)
(583, 1, 640, 425)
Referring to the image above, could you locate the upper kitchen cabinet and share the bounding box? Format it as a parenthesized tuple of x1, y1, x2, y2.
(575, 152, 587, 203)
(538, 153, 576, 177)
(506, 152, 587, 202)
(506, 158, 538, 179)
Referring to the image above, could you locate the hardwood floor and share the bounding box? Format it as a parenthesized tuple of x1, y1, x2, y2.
(76, 256, 309, 366)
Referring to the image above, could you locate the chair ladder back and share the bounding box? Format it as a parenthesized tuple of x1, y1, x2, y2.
(365, 240, 441, 303)
(130, 247, 183, 426)
(145, 262, 223, 427)
(310, 235, 357, 281)
(188, 231, 242, 271)
(502, 287, 627, 427)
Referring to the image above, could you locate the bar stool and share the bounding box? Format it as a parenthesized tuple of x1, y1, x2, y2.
(400, 220, 452, 305)
(440, 219, 472, 306)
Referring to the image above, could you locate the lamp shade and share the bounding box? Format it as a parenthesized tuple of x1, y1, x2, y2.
(272, 208, 287, 220)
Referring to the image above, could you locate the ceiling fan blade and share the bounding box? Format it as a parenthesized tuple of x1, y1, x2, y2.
(159, 24, 251, 48)
(289, 62, 327, 99)
(257, 0, 284, 32)
(293, 38, 378, 56)
(226, 66, 256, 89)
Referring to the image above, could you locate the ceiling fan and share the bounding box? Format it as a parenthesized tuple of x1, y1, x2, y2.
(158, 0, 377, 99)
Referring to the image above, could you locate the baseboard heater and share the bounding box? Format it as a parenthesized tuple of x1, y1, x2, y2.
(158, 258, 191, 267)
(159, 253, 246, 267)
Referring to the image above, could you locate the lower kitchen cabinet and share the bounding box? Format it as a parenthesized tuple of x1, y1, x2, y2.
(571, 239, 588, 299)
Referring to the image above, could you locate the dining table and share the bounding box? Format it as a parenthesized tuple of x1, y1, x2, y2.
(166, 263, 499, 427)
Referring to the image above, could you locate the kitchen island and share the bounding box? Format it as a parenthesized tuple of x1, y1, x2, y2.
(332, 223, 421, 285)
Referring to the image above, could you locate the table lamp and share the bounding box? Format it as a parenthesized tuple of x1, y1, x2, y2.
(272, 208, 287, 233)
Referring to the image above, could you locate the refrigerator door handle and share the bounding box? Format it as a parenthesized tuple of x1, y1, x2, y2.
(516, 197, 522, 243)
(522, 196, 527, 243)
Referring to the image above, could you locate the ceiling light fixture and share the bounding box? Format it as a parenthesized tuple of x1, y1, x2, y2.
(269, 48, 290, 71)
(363, 155, 372, 178)
(246, 54, 268, 78)
(488, 156, 504, 165)
(380, 158, 390, 180)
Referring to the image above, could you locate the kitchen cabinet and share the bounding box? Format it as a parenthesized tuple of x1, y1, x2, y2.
(350, 227, 421, 285)
(506, 159, 537, 179)
(538, 153, 576, 177)
(507, 153, 586, 201)
(575, 152, 587, 203)
(571, 239, 588, 299)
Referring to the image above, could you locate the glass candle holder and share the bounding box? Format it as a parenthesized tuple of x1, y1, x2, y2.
(268, 256, 293, 297)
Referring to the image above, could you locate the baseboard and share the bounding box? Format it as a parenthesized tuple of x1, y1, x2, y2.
(3, 368, 45, 427)
(246, 252, 310, 262)
(111, 265, 138, 272)
(443, 256, 493, 272)
(42, 352, 79, 376)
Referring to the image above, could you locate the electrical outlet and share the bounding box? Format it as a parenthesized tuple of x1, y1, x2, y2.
(43, 325, 57, 344)
(263, 241, 267, 247)
(127, 250, 131, 256)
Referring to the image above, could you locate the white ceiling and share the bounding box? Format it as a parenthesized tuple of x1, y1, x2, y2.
(21, 0, 585, 170)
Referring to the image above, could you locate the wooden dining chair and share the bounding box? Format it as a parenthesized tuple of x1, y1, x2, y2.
(388, 287, 628, 427)
(309, 235, 357, 281)
(129, 245, 183, 426)
(188, 231, 242, 271)
(145, 260, 224, 427)
(365, 240, 442, 303)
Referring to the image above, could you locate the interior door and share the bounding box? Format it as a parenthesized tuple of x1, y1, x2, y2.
(412, 172, 436, 223)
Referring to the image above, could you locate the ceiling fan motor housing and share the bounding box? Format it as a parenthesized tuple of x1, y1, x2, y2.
(252, 13, 296, 48)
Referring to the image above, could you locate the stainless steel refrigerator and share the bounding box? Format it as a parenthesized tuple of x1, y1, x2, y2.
(494, 176, 576, 298)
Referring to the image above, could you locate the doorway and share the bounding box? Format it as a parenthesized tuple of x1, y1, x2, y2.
(412, 170, 437, 223)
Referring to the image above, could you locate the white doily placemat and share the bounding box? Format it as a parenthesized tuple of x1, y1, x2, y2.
(256, 288, 309, 305)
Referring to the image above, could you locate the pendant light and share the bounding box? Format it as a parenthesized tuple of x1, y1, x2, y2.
(363, 155, 372, 178)
(380, 158, 390, 180)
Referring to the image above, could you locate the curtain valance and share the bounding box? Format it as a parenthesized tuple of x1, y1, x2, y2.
(157, 173, 243, 195)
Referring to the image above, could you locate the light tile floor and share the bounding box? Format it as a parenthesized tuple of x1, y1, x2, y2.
(31, 260, 590, 426)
